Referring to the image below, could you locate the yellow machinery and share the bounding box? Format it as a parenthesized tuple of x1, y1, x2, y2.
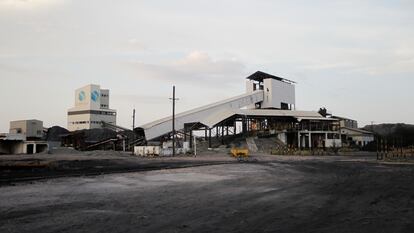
(231, 148, 249, 158)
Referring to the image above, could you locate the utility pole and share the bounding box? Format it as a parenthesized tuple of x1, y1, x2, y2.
(132, 108, 136, 130)
(131, 108, 136, 155)
(170, 86, 179, 156)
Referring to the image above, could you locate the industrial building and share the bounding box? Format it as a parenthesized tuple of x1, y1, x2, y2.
(139, 71, 342, 149)
(67, 84, 116, 131)
(0, 120, 48, 154)
(9, 119, 44, 139)
(340, 127, 374, 147)
(59, 72, 373, 153)
(333, 116, 359, 129)
(330, 116, 374, 147)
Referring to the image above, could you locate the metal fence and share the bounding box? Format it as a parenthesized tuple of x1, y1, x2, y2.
(376, 136, 414, 160)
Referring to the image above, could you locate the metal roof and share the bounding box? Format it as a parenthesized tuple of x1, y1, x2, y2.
(332, 116, 356, 121)
(140, 91, 264, 130)
(202, 109, 332, 127)
(200, 109, 332, 128)
(140, 91, 265, 140)
(341, 127, 374, 135)
(246, 71, 296, 84)
(237, 109, 323, 118)
(296, 117, 338, 121)
(140, 100, 326, 133)
(200, 109, 237, 127)
(199, 109, 334, 128)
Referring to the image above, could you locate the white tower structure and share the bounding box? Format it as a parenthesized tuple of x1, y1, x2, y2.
(246, 71, 296, 110)
(67, 84, 116, 131)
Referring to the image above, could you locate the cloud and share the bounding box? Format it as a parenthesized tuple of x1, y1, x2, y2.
(113, 94, 169, 105)
(125, 51, 246, 86)
(357, 58, 414, 75)
(173, 51, 244, 75)
(124, 38, 148, 51)
(0, 0, 62, 8)
(301, 62, 355, 71)
(299, 46, 414, 76)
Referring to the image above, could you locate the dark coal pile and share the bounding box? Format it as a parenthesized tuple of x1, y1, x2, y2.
(46, 126, 70, 141)
(81, 128, 117, 143)
(118, 130, 135, 140)
(60, 128, 141, 150)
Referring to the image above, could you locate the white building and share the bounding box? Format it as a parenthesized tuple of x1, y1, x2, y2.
(332, 116, 374, 147)
(245, 72, 296, 110)
(333, 116, 358, 128)
(0, 119, 48, 154)
(340, 127, 375, 147)
(10, 119, 43, 139)
(67, 84, 116, 131)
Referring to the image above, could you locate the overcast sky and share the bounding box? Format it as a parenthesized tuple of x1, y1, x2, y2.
(1, 0, 414, 132)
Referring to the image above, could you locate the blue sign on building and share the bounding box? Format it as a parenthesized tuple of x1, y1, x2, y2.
(78, 91, 85, 101)
(91, 90, 100, 102)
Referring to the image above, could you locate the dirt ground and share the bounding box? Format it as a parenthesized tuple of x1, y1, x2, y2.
(0, 151, 235, 184)
(0, 153, 413, 233)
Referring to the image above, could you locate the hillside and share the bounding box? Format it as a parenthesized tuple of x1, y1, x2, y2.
(362, 123, 414, 146)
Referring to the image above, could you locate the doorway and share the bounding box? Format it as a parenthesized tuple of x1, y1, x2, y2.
(27, 144, 34, 154)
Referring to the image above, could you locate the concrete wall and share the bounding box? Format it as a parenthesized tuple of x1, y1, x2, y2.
(9, 120, 26, 134)
(262, 79, 295, 109)
(12, 142, 26, 154)
(246, 78, 295, 109)
(352, 135, 374, 146)
(325, 139, 342, 148)
(90, 112, 116, 126)
(67, 113, 92, 131)
(339, 119, 358, 128)
(10, 120, 43, 138)
(25, 120, 43, 138)
(100, 89, 109, 109)
(0, 141, 26, 154)
(67, 112, 116, 131)
(245, 80, 256, 109)
(0, 140, 49, 154)
(246, 80, 255, 94)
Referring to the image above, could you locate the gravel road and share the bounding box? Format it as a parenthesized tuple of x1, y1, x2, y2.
(1, 155, 413, 233)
